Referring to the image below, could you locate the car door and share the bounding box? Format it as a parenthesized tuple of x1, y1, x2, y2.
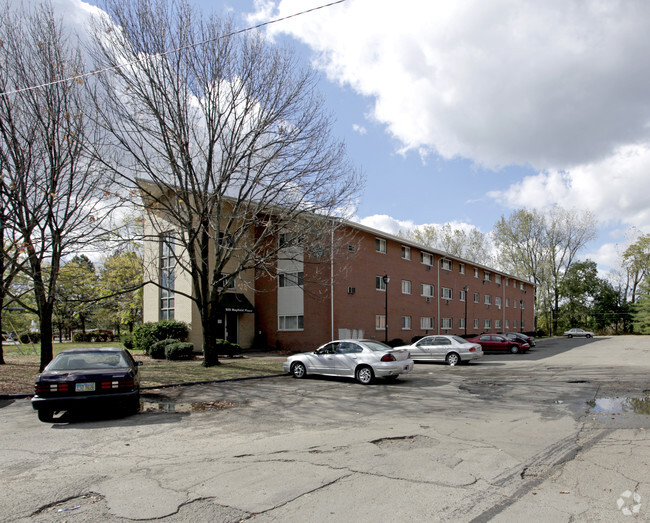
(431, 337, 452, 361)
(307, 343, 339, 373)
(478, 334, 494, 350)
(332, 342, 363, 377)
(491, 335, 509, 350)
(411, 337, 436, 359)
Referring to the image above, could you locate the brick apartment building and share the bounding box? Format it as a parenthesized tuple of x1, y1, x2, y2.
(143, 215, 534, 353)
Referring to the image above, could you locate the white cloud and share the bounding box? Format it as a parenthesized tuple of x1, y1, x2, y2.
(259, 1, 650, 171)
(352, 123, 366, 135)
(355, 214, 416, 236)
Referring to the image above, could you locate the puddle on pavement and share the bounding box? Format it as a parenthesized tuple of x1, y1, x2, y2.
(141, 400, 235, 413)
(586, 395, 650, 415)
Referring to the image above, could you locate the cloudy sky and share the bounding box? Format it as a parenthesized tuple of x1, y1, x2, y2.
(64, 0, 650, 273)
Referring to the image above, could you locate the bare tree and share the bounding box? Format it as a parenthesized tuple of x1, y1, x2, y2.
(493, 207, 596, 334)
(89, 0, 361, 365)
(401, 223, 493, 265)
(0, 2, 113, 370)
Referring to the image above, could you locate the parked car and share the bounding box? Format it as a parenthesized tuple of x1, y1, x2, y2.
(563, 328, 594, 338)
(283, 339, 414, 384)
(32, 347, 141, 423)
(466, 334, 530, 354)
(397, 335, 483, 366)
(501, 332, 536, 347)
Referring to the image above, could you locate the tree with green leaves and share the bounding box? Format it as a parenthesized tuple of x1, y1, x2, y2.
(54, 255, 99, 339)
(401, 223, 492, 265)
(622, 233, 650, 305)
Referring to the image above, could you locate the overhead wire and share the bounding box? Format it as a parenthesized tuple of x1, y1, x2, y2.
(0, 0, 347, 98)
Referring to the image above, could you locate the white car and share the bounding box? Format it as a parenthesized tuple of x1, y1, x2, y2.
(563, 328, 594, 338)
(397, 335, 483, 365)
(283, 339, 414, 384)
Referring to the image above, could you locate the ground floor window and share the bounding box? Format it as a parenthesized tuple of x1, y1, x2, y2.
(278, 315, 304, 331)
(375, 315, 386, 330)
(474, 319, 479, 329)
(441, 318, 452, 329)
(495, 319, 502, 329)
(459, 318, 466, 329)
(420, 317, 434, 330)
(402, 316, 412, 330)
(484, 319, 491, 329)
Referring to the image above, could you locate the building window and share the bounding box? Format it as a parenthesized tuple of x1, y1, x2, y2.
(495, 274, 501, 285)
(402, 246, 411, 260)
(441, 259, 452, 271)
(376, 314, 386, 330)
(495, 319, 502, 329)
(279, 232, 301, 248)
(473, 318, 479, 329)
(520, 300, 525, 310)
(495, 296, 502, 308)
(217, 273, 236, 290)
(484, 295, 492, 305)
(376, 276, 387, 291)
(474, 268, 479, 278)
(474, 292, 479, 303)
(521, 320, 525, 329)
(160, 234, 175, 320)
(506, 298, 510, 307)
(441, 318, 452, 330)
(278, 315, 304, 331)
(421, 284, 435, 297)
(484, 271, 491, 282)
(420, 317, 434, 330)
(376, 238, 386, 253)
(402, 280, 412, 294)
(520, 282, 525, 290)
(441, 287, 453, 300)
(421, 252, 433, 266)
(505, 320, 510, 329)
(513, 319, 518, 329)
(279, 272, 304, 287)
(514, 300, 518, 309)
(459, 318, 466, 330)
(484, 319, 491, 329)
(402, 316, 412, 330)
(459, 263, 465, 274)
(460, 289, 466, 302)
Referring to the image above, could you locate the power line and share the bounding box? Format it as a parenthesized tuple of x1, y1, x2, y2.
(0, 0, 347, 98)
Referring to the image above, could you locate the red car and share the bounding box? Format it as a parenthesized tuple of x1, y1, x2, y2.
(467, 334, 530, 354)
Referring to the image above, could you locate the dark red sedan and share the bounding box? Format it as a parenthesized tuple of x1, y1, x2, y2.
(32, 347, 141, 423)
(466, 334, 530, 354)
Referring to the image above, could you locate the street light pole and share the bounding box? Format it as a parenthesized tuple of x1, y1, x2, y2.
(383, 274, 390, 343)
(520, 300, 523, 331)
(464, 285, 469, 335)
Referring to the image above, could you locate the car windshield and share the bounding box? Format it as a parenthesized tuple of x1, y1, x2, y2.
(361, 340, 392, 352)
(451, 336, 468, 344)
(46, 351, 130, 371)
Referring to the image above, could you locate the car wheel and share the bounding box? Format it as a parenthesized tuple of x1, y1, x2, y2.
(446, 352, 461, 366)
(567, 334, 573, 338)
(586, 334, 592, 338)
(509, 345, 519, 354)
(355, 366, 374, 385)
(37, 409, 55, 423)
(291, 362, 306, 379)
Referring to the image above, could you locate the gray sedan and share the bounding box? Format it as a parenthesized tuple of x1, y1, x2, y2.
(397, 335, 483, 366)
(283, 339, 414, 384)
(564, 328, 594, 338)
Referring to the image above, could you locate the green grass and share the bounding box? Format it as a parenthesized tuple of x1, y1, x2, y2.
(0, 342, 285, 395)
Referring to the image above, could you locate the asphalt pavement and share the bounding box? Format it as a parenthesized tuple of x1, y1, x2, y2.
(1, 335, 648, 522)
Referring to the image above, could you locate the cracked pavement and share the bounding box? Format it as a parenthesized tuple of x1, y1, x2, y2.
(1, 336, 649, 521)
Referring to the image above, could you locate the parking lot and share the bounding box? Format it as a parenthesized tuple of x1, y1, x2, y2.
(1, 336, 649, 522)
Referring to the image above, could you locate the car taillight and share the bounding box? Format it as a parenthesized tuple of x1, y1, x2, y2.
(35, 383, 70, 394)
(100, 378, 135, 390)
(469, 347, 476, 352)
(380, 354, 396, 362)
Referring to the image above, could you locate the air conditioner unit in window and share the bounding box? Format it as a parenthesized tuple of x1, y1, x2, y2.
(445, 299, 450, 305)
(426, 265, 431, 271)
(425, 297, 431, 303)
(347, 287, 355, 295)
(497, 305, 501, 309)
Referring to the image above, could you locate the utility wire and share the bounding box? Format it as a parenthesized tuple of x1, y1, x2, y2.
(0, 0, 347, 98)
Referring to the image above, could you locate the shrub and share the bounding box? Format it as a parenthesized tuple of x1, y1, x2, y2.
(150, 320, 189, 343)
(19, 332, 41, 343)
(387, 338, 405, 347)
(165, 342, 195, 360)
(133, 323, 157, 354)
(121, 334, 134, 350)
(149, 338, 179, 360)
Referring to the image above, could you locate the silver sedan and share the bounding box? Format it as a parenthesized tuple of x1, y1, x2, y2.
(283, 339, 414, 384)
(563, 328, 594, 338)
(397, 335, 483, 366)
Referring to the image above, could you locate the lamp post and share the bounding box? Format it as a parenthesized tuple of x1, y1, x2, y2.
(464, 285, 469, 334)
(520, 300, 524, 331)
(383, 274, 390, 343)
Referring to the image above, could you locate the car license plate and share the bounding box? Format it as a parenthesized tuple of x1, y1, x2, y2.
(76, 382, 95, 392)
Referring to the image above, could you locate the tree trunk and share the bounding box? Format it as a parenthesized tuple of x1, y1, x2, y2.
(39, 305, 54, 372)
